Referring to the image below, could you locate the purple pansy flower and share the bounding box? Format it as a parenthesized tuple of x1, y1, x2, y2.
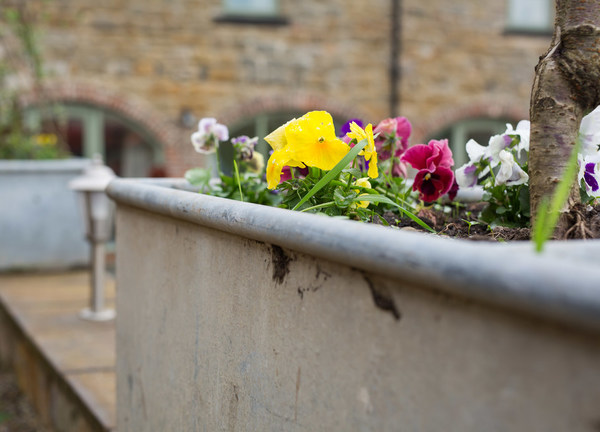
(579, 154, 600, 198)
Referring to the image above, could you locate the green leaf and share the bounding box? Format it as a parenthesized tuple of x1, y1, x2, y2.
(333, 187, 356, 208)
(353, 194, 435, 233)
(292, 139, 368, 211)
(184, 168, 211, 187)
(342, 167, 363, 178)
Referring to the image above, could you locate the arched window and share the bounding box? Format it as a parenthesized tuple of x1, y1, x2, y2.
(24, 103, 166, 177)
(429, 118, 515, 167)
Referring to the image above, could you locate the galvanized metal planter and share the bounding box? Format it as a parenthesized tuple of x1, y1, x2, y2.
(108, 178, 600, 432)
(0, 159, 90, 271)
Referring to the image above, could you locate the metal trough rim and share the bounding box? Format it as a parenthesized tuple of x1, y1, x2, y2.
(107, 178, 600, 333)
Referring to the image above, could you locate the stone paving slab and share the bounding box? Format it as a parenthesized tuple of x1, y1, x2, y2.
(0, 271, 116, 431)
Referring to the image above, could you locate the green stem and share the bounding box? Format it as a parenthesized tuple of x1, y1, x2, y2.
(215, 146, 223, 177)
(233, 160, 244, 202)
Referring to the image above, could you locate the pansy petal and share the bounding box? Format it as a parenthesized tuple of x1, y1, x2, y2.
(292, 137, 350, 171)
(266, 149, 288, 189)
(367, 151, 378, 178)
(401, 144, 431, 170)
(413, 166, 454, 202)
(584, 172, 600, 192)
(455, 163, 478, 188)
(465, 139, 487, 163)
(265, 119, 295, 151)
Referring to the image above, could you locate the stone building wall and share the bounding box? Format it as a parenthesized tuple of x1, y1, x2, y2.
(4, 0, 551, 175)
(401, 0, 550, 139)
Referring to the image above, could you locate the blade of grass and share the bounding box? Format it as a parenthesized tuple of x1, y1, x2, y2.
(299, 201, 336, 212)
(291, 139, 367, 211)
(532, 139, 580, 253)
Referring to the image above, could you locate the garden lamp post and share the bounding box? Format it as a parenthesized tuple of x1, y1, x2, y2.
(69, 154, 116, 321)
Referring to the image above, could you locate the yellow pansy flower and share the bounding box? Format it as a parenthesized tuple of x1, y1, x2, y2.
(265, 111, 350, 189)
(285, 111, 350, 171)
(353, 177, 372, 208)
(346, 122, 378, 179)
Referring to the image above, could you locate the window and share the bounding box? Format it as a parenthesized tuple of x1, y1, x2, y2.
(215, 0, 287, 25)
(428, 118, 514, 168)
(223, 0, 278, 16)
(25, 104, 166, 177)
(506, 0, 553, 34)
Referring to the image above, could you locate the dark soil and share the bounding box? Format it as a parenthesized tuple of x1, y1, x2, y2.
(0, 368, 50, 432)
(378, 202, 600, 242)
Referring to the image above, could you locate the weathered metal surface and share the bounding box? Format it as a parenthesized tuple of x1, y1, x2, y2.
(109, 179, 600, 432)
(108, 179, 600, 332)
(0, 159, 91, 271)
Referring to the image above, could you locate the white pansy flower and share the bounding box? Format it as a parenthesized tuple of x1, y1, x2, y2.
(505, 120, 530, 158)
(495, 149, 529, 186)
(191, 118, 229, 154)
(579, 106, 600, 157)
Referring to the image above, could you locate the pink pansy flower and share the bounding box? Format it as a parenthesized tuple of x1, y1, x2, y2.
(374, 117, 412, 161)
(401, 139, 455, 202)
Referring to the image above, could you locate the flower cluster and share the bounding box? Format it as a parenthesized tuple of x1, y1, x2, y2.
(453, 121, 531, 226)
(188, 111, 459, 229)
(187, 119, 276, 206)
(454, 108, 600, 226)
(456, 121, 529, 190)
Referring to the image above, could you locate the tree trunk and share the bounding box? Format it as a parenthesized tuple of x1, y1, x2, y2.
(529, 0, 600, 235)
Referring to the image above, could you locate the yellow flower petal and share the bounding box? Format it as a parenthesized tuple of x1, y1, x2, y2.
(347, 123, 378, 178)
(367, 151, 378, 178)
(265, 149, 306, 189)
(266, 149, 287, 189)
(347, 121, 367, 142)
(353, 178, 372, 208)
(285, 111, 350, 170)
(264, 118, 296, 151)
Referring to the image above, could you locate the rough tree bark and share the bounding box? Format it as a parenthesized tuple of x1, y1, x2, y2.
(529, 0, 600, 235)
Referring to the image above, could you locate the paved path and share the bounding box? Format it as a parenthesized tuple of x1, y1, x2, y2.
(0, 271, 115, 431)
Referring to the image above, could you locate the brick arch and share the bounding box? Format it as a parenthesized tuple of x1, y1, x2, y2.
(413, 99, 529, 143)
(19, 80, 183, 151)
(217, 93, 371, 128)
